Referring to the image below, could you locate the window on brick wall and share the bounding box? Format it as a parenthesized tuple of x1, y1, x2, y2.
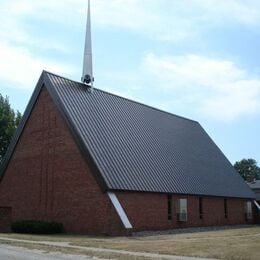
(177, 198, 187, 222)
(245, 201, 252, 220)
(199, 197, 203, 219)
(167, 195, 172, 220)
(224, 198, 228, 218)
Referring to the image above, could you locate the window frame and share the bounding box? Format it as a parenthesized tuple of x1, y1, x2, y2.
(245, 201, 253, 220)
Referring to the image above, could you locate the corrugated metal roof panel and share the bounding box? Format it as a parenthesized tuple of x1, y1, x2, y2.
(44, 72, 254, 198)
(0, 71, 254, 199)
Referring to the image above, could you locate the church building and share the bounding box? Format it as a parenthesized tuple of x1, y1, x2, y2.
(0, 1, 258, 235)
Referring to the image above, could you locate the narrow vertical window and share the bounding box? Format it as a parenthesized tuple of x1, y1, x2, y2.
(167, 195, 172, 220)
(199, 197, 203, 219)
(224, 198, 228, 218)
(177, 198, 188, 221)
(245, 201, 252, 220)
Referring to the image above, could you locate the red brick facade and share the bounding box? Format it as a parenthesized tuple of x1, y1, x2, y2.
(116, 192, 253, 232)
(0, 87, 124, 235)
(0, 86, 255, 235)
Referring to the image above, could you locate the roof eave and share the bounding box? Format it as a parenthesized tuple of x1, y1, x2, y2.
(109, 188, 256, 200)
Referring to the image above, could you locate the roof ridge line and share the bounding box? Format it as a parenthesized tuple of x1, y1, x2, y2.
(95, 88, 199, 124)
(44, 71, 199, 124)
(43, 70, 85, 86)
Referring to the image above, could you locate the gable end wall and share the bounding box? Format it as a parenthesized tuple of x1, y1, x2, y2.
(0, 87, 125, 235)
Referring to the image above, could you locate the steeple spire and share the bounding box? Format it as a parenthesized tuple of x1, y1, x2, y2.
(82, 0, 94, 89)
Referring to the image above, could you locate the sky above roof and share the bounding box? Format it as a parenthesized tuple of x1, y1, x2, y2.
(0, 0, 259, 164)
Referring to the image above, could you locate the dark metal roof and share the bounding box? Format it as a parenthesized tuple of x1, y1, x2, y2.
(247, 180, 260, 189)
(0, 71, 255, 199)
(247, 181, 260, 201)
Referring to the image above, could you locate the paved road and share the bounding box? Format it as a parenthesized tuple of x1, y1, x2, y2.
(0, 244, 94, 260)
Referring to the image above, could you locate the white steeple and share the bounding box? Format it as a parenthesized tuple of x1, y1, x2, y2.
(82, 0, 94, 88)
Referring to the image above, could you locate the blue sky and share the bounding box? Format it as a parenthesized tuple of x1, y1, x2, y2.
(0, 0, 260, 165)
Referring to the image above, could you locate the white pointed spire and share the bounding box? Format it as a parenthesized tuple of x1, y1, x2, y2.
(82, 0, 94, 88)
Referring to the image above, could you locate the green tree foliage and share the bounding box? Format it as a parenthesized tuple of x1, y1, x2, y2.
(234, 158, 260, 181)
(0, 94, 22, 163)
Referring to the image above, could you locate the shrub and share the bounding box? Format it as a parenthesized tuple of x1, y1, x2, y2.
(11, 220, 63, 234)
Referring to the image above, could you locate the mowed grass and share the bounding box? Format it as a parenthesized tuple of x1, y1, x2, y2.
(0, 225, 260, 259)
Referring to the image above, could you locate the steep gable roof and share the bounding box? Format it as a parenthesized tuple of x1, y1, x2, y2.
(0, 71, 255, 199)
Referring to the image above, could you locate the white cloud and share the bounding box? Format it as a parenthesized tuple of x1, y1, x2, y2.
(0, 42, 75, 89)
(201, 80, 260, 120)
(2, 0, 260, 46)
(192, 0, 260, 26)
(93, 0, 198, 42)
(143, 53, 260, 121)
(91, 0, 260, 41)
(0, 1, 71, 51)
(0, 0, 77, 90)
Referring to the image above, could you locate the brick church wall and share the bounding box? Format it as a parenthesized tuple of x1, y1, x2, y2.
(116, 192, 253, 232)
(0, 86, 124, 235)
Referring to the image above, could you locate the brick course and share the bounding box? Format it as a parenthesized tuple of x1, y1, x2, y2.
(0, 86, 255, 235)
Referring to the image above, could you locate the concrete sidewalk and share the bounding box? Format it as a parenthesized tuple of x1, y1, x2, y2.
(0, 236, 216, 260)
(0, 244, 93, 260)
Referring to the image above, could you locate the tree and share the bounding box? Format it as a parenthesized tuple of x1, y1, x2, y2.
(234, 158, 260, 181)
(0, 94, 22, 163)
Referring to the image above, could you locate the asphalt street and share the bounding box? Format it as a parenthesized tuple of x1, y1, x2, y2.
(0, 244, 94, 260)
